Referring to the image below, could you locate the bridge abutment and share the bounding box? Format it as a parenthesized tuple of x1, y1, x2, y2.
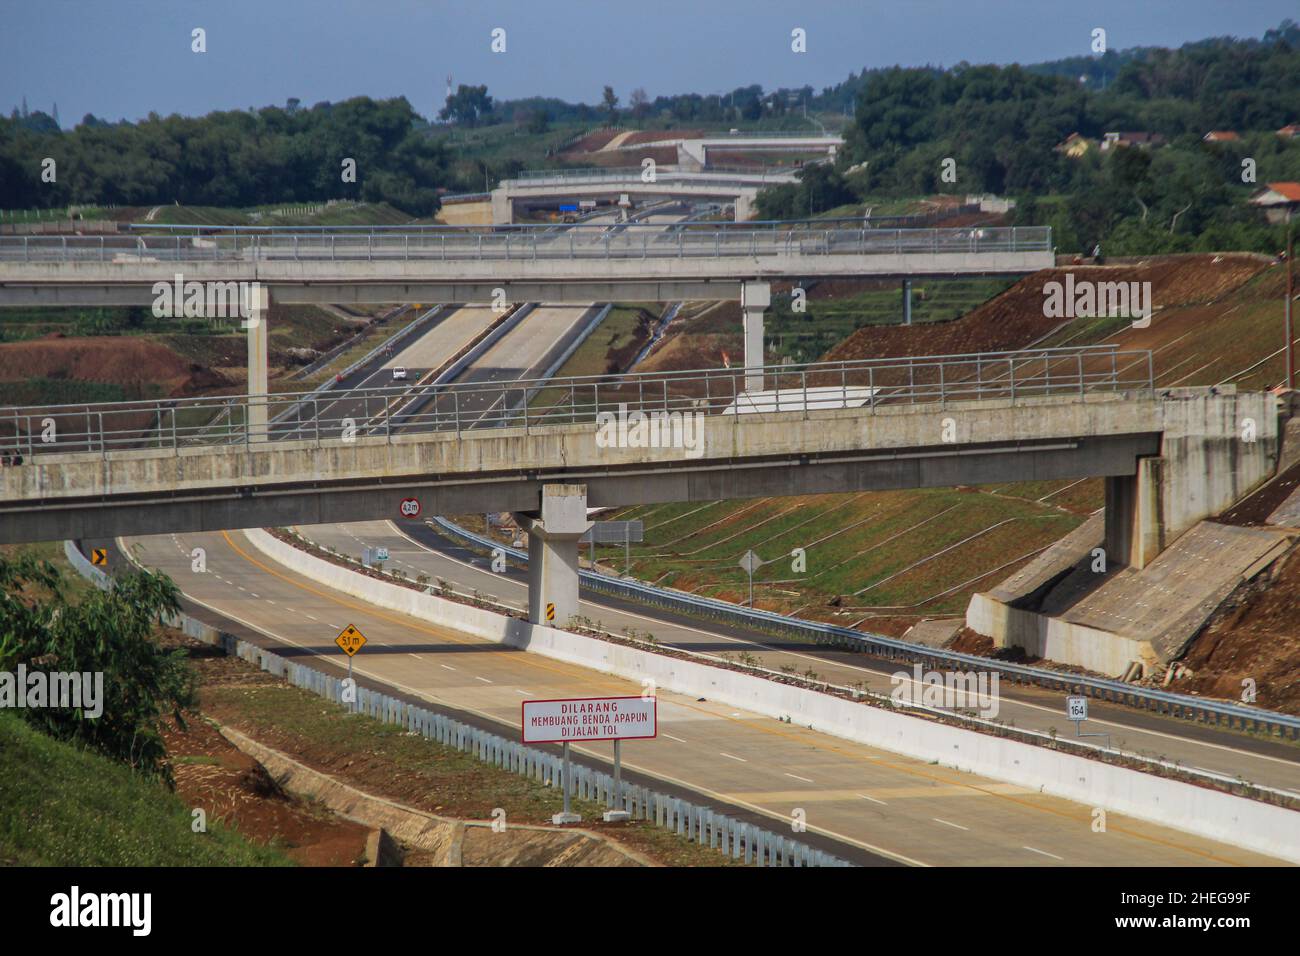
(1104, 390, 1280, 570)
(1103, 459, 1161, 569)
(514, 484, 591, 626)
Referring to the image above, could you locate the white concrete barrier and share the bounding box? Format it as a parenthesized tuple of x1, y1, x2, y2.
(245, 528, 1300, 863)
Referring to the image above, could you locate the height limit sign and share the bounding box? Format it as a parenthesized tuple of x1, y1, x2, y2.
(335, 623, 367, 686)
(335, 624, 368, 656)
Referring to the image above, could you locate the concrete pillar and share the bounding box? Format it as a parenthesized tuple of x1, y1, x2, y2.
(1104, 457, 1163, 570)
(490, 188, 513, 225)
(741, 281, 770, 394)
(515, 484, 591, 626)
(903, 278, 912, 325)
(734, 192, 756, 222)
(244, 283, 269, 442)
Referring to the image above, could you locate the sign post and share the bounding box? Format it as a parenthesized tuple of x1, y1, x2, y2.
(335, 623, 368, 694)
(739, 550, 761, 607)
(522, 695, 657, 824)
(1066, 695, 1110, 749)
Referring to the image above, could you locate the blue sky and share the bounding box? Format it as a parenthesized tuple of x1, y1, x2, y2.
(3, 1, 1296, 125)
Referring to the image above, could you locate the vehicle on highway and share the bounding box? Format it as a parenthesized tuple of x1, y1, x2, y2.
(391, 366, 408, 381)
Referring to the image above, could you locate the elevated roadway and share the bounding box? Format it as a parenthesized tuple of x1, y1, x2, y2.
(492, 167, 802, 223)
(0, 225, 1054, 308)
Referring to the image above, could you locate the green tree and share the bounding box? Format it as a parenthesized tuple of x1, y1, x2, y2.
(0, 555, 196, 787)
(601, 85, 620, 123)
(439, 84, 493, 126)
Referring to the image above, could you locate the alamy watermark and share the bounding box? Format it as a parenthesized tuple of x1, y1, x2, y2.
(50, 886, 150, 936)
(0, 664, 104, 718)
(890, 663, 999, 719)
(151, 273, 263, 326)
(1042, 273, 1152, 328)
(595, 402, 704, 459)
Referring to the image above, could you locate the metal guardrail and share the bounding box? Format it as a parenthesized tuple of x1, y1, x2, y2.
(1, 345, 1148, 458)
(62, 540, 849, 866)
(432, 520, 1300, 741)
(0, 224, 1052, 263)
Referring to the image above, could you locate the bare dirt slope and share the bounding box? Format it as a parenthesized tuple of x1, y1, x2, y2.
(1176, 549, 1300, 712)
(825, 253, 1269, 363)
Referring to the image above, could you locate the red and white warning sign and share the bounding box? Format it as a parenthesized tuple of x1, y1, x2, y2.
(398, 497, 422, 518)
(522, 695, 657, 744)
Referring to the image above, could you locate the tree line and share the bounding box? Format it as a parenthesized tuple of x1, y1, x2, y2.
(0, 96, 451, 215)
(757, 21, 1300, 255)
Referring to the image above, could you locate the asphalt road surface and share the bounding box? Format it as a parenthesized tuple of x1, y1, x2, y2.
(119, 528, 1286, 866)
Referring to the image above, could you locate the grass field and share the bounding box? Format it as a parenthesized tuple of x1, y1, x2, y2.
(603, 484, 1090, 623)
(0, 711, 292, 866)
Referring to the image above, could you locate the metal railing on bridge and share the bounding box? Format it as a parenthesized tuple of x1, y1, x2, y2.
(509, 166, 798, 185)
(0, 224, 1052, 264)
(1, 344, 1151, 459)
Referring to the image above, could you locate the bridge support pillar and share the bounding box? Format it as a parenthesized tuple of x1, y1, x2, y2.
(245, 284, 269, 442)
(734, 192, 755, 222)
(490, 189, 513, 225)
(514, 484, 591, 627)
(741, 281, 770, 393)
(903, 278, 912, 325)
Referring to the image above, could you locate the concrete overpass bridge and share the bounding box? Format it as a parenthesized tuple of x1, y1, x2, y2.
(0, 345, 1280, 626)
(595, 132, 842, 169)
(491, 167, 802, 223)
(0, 221, 1053, 395)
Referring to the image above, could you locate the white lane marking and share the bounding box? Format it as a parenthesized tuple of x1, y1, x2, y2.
(933, 818, 969, 831)
(719, 752, 747, 763)
(663, 733, 687, 743)
(408, 654, 423, 660)
(250, 593, 260, 599)
(475, 676, 492, 684)
(857, 794, 888, 806)
(304, 613, 317, 621)
(1022, 845, 1064, 861)
(440, 664, 456, 671)
(784, 772, 814, 783)
(515, 689, 531, 696)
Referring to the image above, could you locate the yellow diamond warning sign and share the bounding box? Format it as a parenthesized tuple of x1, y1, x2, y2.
(335, 624, 368, 657)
